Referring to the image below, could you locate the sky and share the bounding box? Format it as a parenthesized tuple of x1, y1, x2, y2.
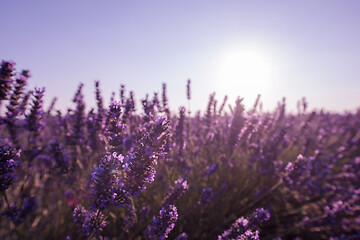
(1, 0, 360, 114)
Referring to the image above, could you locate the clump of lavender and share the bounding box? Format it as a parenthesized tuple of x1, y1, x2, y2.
(120, 84, 126, 105)
(218, 208, 270, 240)
(162, 177, 189, 207)
(73, 205, 107, 237)
(198, 188, 214, 208)
(95, 80, 104, 111)
(0, 60, 16, 100)
(281, 154, 311, 192)
(176, 232, 188, 240)
(144, 205, 178, 240)
(218, 95, 228, 116)
(122, 91, 136, 124)
(228, 97, 245, 148)
(248, 208, 271, 228)
(250, 94, 261, 114)
(46, 96, 57, 115)
(121, 203, 137, 233)
(24, 87, 45, 132)
(5, 70, 29, 145)
(186, 79, 191, 101)
(18, 90, 32, 116)
(153, 92, 161, 112)
(175, 107, 186, 158)
(49, 140, 69, 174)
(69, 83, 86, 145)
(204, 92, 216, 133)
(105, 101, 125, 153)
(86, 109, 99, 150)
(142, 93, 156, 116)
(0, 143, 19, 192)
(94, 80, 105, 132)
(6, 70, 29, 119)
(186, 79, 191, 114)
(202, 163, 219, 176)
(3, 196, 37, 225)
(90, 153, 130, 209)
(162, 83, 170, 115)
(123, 116, 170, 196)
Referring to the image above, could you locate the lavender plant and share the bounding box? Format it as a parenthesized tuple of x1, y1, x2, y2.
(0, 60, 359, 240)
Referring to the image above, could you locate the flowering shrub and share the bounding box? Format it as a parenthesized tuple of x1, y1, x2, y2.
(0, 60, 359, 239)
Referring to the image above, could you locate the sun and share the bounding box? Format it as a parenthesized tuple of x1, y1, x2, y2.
(217, 48, 273, 99)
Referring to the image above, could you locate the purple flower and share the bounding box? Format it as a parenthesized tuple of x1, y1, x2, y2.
(3, 196, 37, 225)
(237, 229, 260, 240)
(141, 205, 151, 223)
(282, 154, 310, 187)
(176, 232, 188, 240)
(0, 60, 16, 100)
(218, 95, 228, 116)
(162, 83, 170, 114)
(199, 188, 213, 207)
(105, 101, 125, 153)
(162, 177, 189, 207)
(202, 163, 219, 176)
(49, 140, 69, 174)
(68, 83, 86, 145)
(24, 87, 45, 132)
(186, 79, 191, 101)
(228, 97, 245, 148)
(6, 70, 29, 120)
(144, 205, 178, 240)
(4, 70, 29, 145)
(123, 116, 170, 196)
(248, 208, 271, 228)
(90, 153, 130, 209)
(120, 84, 126, 105)
(0, 144, 19, 192)
(219, 208, 270, 240)
(94, 80, 104, 112)
(174, 107, 187, 159)
(121, 203, 137, 233)
(73, 205, 107, 236)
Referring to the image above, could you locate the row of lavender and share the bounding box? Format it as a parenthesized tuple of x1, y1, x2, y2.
(0, 60, 359, 239)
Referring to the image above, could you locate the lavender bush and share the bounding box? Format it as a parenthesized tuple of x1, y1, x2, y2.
(0, 60, 359, 239)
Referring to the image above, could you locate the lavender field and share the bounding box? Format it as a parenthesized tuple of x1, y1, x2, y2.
(0, 60, 359, 239)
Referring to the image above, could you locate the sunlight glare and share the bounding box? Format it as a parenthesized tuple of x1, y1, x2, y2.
(217, 48, 273, 100)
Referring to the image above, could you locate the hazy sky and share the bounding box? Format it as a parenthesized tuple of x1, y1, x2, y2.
(1, 1, 360, 114)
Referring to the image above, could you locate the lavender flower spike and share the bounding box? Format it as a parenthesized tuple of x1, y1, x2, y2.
(219, 208, 270, 240)
(162, 177, 189, 207)
(90, 153, 130, 209)
(0, 60, 16, 100)
(144, 204, 178, 240)
(24, 87, 45, 132)
(123, 116, 170, 196)
(0, 144, 19, 192)
(73, 205, 107, 237)
(176, 232, 188, 240)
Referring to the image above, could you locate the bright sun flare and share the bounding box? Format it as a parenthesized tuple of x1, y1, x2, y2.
(217, 48, 273, 98)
